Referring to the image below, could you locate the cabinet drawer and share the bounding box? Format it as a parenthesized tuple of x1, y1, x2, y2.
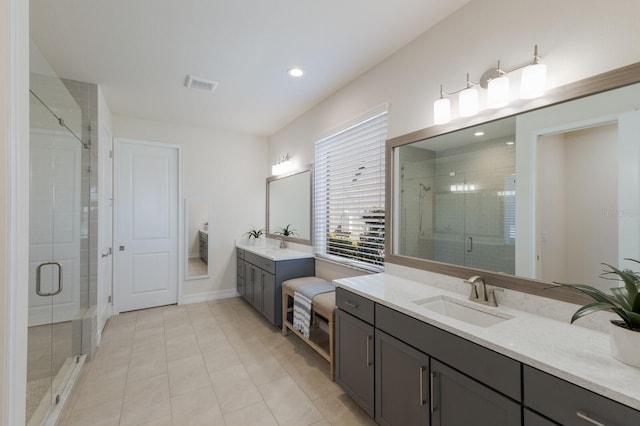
(524, 365, 640, 425)
(376, 304, 521, 401)
(336, 288, 374, 324)
(237, 248, 245, 259)
(245, 252, 275, 274)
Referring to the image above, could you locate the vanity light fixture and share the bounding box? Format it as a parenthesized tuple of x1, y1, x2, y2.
(272, 154, 293, 176)
(433, 45, 547, 124)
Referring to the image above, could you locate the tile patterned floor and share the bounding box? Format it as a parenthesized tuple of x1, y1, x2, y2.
(59, 297, 375, 425)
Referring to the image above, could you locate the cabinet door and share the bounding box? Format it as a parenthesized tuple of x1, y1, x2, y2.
(250, 265, 262, 311)
(375, 330, 429, 426)
(244, 264, 255, 305)
(335, 309, 375, 417)
(431, 359, 521, 426)
(261, 271, 276, 323)
(524, 409, 558, 426)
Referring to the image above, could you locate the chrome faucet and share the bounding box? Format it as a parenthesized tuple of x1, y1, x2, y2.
(464, 276, 503, 307)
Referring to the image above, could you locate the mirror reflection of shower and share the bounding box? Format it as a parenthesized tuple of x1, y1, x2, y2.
(418, 183, 431, 236)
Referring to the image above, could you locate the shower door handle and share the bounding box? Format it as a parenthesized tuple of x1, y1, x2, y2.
(36, 261, 63, 297)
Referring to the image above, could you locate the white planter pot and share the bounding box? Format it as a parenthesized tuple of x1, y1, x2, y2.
(609, 321, 640, 368)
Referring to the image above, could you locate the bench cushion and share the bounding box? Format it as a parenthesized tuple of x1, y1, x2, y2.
(283, 277, 336, 318)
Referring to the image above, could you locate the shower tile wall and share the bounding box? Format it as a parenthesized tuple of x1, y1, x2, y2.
(62, 79, 99, 359)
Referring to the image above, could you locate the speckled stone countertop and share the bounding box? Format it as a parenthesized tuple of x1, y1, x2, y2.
(236, 241, 314, 261)
(334, 272, 640, 410)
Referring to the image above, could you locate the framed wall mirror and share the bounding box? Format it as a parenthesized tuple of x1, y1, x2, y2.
(386, 62, 640, 303)
(185, 197, 211, 280)
(266, 168, 312, 245)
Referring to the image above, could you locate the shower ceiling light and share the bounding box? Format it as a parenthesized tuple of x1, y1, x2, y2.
(433, 45, 547, 124)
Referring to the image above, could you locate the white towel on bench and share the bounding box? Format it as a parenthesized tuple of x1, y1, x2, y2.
(293, 281, 335, 338)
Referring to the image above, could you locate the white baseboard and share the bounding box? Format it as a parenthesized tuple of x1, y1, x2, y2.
(181, 288, 240, 304)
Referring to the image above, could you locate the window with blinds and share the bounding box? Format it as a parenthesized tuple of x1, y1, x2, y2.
(314, 109, 388, 270)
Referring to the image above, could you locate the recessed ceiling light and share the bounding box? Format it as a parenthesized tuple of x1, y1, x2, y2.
(474, 131, 485, 137)
(288, 68, 304, 77)
(506, 141, 515, 146)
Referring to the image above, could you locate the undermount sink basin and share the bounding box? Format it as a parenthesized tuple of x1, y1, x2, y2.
(414, 295, 513, 327)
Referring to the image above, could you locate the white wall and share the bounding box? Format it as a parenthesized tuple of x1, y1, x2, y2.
(268, 0, 640, 166)
(112, 116, 268, 300)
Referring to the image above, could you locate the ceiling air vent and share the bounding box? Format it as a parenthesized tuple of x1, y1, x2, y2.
(185, 75, 218, 92)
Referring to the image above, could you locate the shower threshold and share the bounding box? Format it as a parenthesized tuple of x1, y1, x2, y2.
(27, 354, 86, 426)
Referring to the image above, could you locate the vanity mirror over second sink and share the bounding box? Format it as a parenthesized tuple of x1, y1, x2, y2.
(266, 168, 312, 245)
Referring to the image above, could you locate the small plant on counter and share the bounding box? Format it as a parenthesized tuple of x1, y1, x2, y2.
(555, 259, 640, 329)
(275, 224, 297, 237)
(553, 258, 640, 368)
(244, 226, 264, 239)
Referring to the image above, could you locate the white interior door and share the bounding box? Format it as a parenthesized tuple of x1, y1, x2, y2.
(116, 139, 179, 312)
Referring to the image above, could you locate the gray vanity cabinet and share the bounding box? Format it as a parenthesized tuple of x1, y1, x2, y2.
(237, 248, 314, 327)
(375, 329, 429, 426)
(431, 359, 521, 426)
(524, 365, 640, 426)
(335, 308, 375, 417)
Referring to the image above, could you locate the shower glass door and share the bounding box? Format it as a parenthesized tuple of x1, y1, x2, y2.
(27, 41, 89, 425)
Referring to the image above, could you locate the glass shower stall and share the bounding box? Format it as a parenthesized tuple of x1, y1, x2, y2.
(26, 41, 91, 425)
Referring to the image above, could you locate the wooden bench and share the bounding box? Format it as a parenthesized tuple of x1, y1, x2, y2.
(281, 277, 336, 381)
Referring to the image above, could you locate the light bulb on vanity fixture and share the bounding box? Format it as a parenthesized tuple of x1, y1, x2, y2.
(433, 45, 548, 124)
(486, 61, 510, 109)
(520, 45, 547, 99)
(459, 73, 479, 117)
(433, 85, 451, 125)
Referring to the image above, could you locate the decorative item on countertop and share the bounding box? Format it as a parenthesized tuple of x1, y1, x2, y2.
(554, 258, 640, 368)
(244, 226, 264, 244)
(275, 224, 296, 248)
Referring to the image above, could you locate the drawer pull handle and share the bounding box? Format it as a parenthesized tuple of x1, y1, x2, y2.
(366, 335, 372, 367)
(430, 371, 438, 413)
(576, 411, 607, 426)
(344, 301, 359, 308)
(419, 366, 426, 406)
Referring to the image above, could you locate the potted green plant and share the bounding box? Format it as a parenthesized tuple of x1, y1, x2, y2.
(274, 224, 296, 248)
(244, 226, 263, 244)
(555, 258, 640, 368)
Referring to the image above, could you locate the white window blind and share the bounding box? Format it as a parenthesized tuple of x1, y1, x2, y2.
(314, 109, 388, 270)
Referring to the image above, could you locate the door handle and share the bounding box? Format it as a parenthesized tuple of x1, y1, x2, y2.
(419, 366, 426, 406)
(576, 411, 608, 426)
(36, 262, 63, 297)
(466, 236, 473, 252)
(430, 371, 438, 413)
(102, 247, 112, 258)
(366, 335, 373, 367)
